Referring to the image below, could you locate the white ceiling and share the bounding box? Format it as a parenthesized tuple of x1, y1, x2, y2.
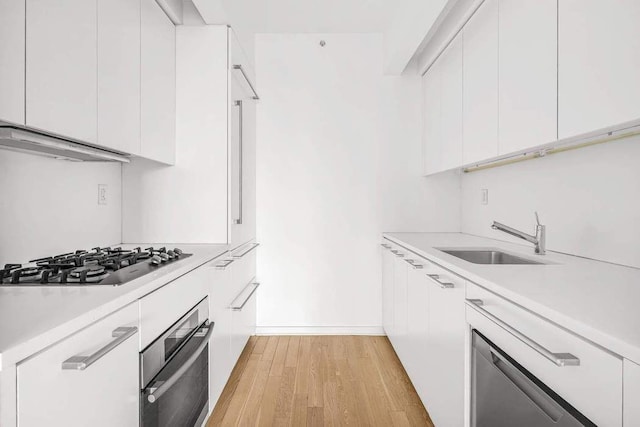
(219, 0, 411, 34)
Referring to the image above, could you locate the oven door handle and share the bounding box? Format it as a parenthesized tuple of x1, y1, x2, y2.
(145, 322, 215, 403)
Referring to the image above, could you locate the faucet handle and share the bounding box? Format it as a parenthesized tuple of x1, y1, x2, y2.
(535, 211, 542, 226)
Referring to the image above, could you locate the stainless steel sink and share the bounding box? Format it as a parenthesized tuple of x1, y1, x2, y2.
(438, 249, 545, 265)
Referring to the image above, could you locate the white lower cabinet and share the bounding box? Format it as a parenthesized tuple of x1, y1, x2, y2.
(17, 303, 139, 427)
(207, 245, 258, 410)
(381, 244, 395, 335)
(383, 241, 467, 426)
(624, 359, 640, 426)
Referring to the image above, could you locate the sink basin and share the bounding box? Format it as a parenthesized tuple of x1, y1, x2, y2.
(438, 248, 545, 265)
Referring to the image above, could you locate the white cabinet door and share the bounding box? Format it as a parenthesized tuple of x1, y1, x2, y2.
(422, 60, 442, 175)
(558, 0, 640, 138)
(463, 0, 499, 165)
(229, 29, 257, 248)
(405, 264, 429, 398)
(391, 254, 409, 361)
(498, 0, 557, 154)
(18, 304, 139, 427)
(381, 245, 395, 335)
(624, 359, 640, 426)
(97, 0, 141, 155)
(26, 0, 97, 143)
(424, 274, 466, 427)
(439, 34, 464, 171)
(141, 0, 176, 165)
(0, 0, 25, 125)
(208, 259, 234, 409)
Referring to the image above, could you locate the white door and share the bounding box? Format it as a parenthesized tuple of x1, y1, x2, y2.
(18, 304, 139, 427)
(422, 60, 442, 175)
(391, 254, 409, 361)
(463, 0, 499, 165)
(0, 0, 25, 125)
(208, 259, 234, 409)
(98, 0, 140, 155)
(405, 264, 429, 399)
(498, 0, 557, 154)
(26, 0, 97, 143)
(97, 0, 141, 155)
(425, 275, 466, 427)
(229, 30, 257, 248)
(141, 0, 176, 165)
(381, 245, 395, 335)
(439, 34, 464, 171)
(558, 0, 640, 138)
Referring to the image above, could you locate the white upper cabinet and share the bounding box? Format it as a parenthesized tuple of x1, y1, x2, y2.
(558, 0, 640, 138)
(0, 0, 25, 125)
(439, 34, 464, 171)
(498, 0, 557, 155)
(141, 0, 176, 165)
(26, 0, 98, 143)
(422, 59, 442, 175)
(97, 0, 141, 155)
(462, 0, 498, 165)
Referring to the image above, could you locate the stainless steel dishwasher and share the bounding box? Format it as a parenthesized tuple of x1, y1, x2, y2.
(471, 330, 596, 427)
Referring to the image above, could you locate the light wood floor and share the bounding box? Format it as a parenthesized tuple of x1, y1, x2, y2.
(206, 336, 434, 426)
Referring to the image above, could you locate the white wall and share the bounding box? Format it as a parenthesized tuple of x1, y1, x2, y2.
(0, 151, 121, 264)
(460, 135, 640, 268)
(255, 33, 460, 334)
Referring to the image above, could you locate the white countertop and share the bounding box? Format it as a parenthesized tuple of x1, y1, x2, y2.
(383, 232, 640, 364)
(0, 244, 228, 370)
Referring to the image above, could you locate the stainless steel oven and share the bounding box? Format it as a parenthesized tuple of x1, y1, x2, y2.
(471, 330, 595, 427)
(140, 297, 213, 427)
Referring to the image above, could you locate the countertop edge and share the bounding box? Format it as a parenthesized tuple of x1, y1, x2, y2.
(382, 232, 640, 365)
(0, 246, 228, 370)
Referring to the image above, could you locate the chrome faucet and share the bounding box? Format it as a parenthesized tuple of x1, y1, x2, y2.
(491, 212, 546, 255)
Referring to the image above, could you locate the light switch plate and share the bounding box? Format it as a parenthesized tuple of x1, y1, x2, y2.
(481, 189, 488, 205)
(98, 184, 108, 205)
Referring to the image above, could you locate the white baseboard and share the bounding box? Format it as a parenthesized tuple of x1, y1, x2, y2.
(255, 326, 385, 336)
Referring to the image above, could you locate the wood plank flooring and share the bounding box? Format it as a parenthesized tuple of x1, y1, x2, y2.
(206, 336, 434, 426)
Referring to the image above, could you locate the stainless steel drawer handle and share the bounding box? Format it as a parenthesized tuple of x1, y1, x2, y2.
(466, 299, 580, 367)
(390, 250, 405, 258)
(62, 326, 137, 370)
(146, 322, 215, 403)
(404, 258, 424, 269)
(380, 243, 392, 249)
(231, 282, 260, 311)
(427, 274, 454, 289)
(233, 64, 260, 100)
(212, 259, 235, 270)
(232, 243, 260, 258)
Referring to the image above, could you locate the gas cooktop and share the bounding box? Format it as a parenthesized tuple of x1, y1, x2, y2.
(0, 246, 192, 286)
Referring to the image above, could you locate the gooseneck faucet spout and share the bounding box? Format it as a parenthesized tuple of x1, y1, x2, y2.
(491, 212, 546, 255)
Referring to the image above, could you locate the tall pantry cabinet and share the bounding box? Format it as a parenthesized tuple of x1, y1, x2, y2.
(122, 25, 257, 249)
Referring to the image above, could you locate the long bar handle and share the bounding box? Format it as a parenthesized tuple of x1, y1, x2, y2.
(231, 282, 260, 311)
(234, 100, 244, 225)
(390, 250, 405, 258)
(403, 258, 424, 269)
(427, 274, 454, 289)
(380, 243, 392, 249)
(212, 259, 235, 270)
(232, 243, 260, 258)
(146, 322, 215, 403)
(466, 299, 580, 367)
(62, 326, 137, 370)
(233, 64, 260, 100)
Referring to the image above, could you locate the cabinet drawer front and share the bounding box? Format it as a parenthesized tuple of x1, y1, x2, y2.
(230, 243, 257, 296)
(139, 265, 209, 349)
(18, 304, 139, 427)
(403, 252, 466, 290)
(466, 282, 622, 426)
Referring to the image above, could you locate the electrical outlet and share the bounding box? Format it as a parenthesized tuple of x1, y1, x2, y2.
(481, 189, 489, 205)
(98, 184, 108, 205)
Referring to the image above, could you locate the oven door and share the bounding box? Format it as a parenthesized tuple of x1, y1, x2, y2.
(471, 330, 595, 427)
(140, 297, 213, 427)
